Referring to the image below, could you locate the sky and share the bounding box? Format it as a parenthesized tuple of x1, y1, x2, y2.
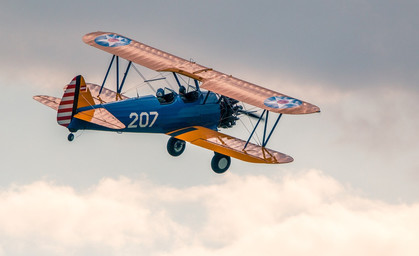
(1, 0, 419, 255)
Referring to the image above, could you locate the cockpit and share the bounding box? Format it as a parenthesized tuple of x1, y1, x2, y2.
(178, 85, 199, 103)
(156, 84, 200, 105)
(156, 87, 177, 104)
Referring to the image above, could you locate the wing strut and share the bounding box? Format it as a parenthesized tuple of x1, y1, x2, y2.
(99, 55, 116, 96)
(98, 55, 132, 100)
(244, 110, 266, 149)
(173, 72, 182, 88)
(263, 113, 282, 147)
(118, 60, 132, 95)
(244, 111, 283, 149)
(116, 56, 119, 95)
(262, 111, 269, 145)
(194, 79, 200, 91)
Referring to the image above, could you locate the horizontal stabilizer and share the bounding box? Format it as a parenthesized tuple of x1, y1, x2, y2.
(33, 95, 61, 111)
(167, 126, 293, 164)
(33, 84, 128, 110)
(73, 108, 125, 130)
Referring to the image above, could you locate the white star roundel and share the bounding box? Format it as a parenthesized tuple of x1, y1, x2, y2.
(95, 34, 131, 47)
(263, 96, 302, 109)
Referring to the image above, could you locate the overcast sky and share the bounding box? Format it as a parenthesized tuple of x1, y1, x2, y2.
(1, 1, 419, 255)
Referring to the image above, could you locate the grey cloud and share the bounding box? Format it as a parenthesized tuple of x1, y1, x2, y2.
(2, 0, 419, 91)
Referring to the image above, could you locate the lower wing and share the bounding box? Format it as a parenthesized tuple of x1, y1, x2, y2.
(167, 126, 293, 164)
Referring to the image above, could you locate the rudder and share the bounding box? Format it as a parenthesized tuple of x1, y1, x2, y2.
(57, 75, 95, 127)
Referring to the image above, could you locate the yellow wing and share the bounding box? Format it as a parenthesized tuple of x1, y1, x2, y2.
(83, 31, 320, 115)
(167, 126, 293, 164)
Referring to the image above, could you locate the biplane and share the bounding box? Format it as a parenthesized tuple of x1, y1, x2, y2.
(33, 32, 320, 173)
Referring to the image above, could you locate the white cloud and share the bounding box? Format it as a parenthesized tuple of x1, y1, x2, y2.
(1, 170, 419, 256)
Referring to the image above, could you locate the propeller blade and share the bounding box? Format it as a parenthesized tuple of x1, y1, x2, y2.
(238, 110, 264, 120)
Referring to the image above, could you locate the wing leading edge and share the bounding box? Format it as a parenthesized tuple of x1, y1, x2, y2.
(167, 126, 293, 164)
(83, 31, 320, 114)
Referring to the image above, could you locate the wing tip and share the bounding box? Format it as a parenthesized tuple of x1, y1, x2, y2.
(82, 31, 108, 44)
(273, 152, 294, 164)
(273, 102, 321, 115)
(306, 103, 321, 114)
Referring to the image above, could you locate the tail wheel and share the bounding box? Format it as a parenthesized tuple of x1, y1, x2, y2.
(211, 153, 231, 174)
(67, 133, 75, 142)
(167, 137, 186, 156)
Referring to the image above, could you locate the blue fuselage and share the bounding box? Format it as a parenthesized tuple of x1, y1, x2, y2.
(68, 91, 220, 133)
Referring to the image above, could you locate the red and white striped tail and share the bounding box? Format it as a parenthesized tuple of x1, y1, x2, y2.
(57, 76, 78, 127)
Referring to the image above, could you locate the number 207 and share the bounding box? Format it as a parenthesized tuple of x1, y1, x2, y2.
(128, 112, 159, 128)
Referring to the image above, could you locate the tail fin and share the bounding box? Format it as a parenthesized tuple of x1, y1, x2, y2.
(57, 75, 95, 127)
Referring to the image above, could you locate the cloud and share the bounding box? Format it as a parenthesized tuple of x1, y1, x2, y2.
(3, 0, 419, 91)
(329, 86, 419, 154)
(1, 170, 419, 256)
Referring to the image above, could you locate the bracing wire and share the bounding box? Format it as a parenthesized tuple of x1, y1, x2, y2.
(159, 72, 175, 89)
(242, 103, 262, 145)
(131, 65, 156, 92)
(121, 65, 177, 95)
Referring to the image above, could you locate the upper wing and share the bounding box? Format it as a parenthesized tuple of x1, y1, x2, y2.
(200, 75, 320, 114)
(167, 126, 293, 164)
(83, 31, 320, 114)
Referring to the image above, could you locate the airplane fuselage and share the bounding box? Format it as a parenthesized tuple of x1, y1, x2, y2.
(68, 91, 220, 133)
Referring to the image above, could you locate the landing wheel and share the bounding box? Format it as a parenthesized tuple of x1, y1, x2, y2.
(167, 137, 186, 156)
(211, 153, 231, 174)
(67, 133, 75, 142)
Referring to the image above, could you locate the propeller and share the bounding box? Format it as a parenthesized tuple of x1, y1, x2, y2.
(237, 109, 264, 120)
(219, 96, 264, 128)
(227, 97, 264, 120)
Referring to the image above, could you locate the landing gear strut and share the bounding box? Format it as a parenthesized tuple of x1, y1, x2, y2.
(167, 137, 186, 156)
(211, 152, 231, 174)
(67, 133, 75, 142)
